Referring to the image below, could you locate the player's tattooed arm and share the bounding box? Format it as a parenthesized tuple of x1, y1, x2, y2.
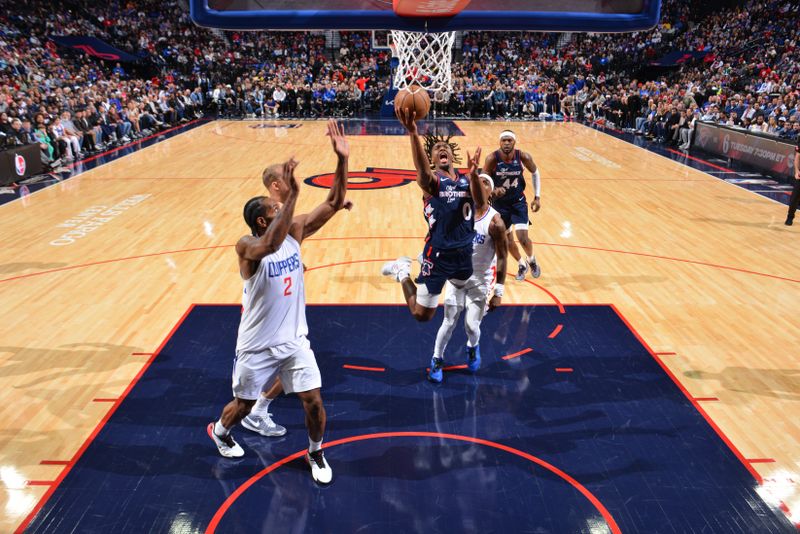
(483, 151, 505, 198)
(467, 147, 488, 210)
(399, 107, 437, 196)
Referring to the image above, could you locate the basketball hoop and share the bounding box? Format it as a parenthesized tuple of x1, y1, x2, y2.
(390, 30, 455, 100)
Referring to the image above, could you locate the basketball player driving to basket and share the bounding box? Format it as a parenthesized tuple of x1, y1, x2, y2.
(208, 120, 349, 486)
(382, 107, 489, 329)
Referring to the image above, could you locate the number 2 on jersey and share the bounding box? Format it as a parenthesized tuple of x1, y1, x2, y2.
(283, 276, 292, 296)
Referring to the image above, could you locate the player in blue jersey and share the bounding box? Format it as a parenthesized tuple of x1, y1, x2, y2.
(483, 130, 542, 280)
(382, 108, 489, 379)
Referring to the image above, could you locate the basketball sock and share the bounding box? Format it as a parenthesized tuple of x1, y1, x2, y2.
(251, 395, 272, 417)
(214, 420, 229, 437)
(518, 257, 527, 267)
(528, 255, 536, 264)
(309, 437, 323, 453)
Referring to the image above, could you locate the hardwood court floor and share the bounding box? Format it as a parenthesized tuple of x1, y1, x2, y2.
(0, 120, 797, 531)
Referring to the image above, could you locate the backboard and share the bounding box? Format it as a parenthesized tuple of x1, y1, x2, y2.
(190, 0, 662, 32)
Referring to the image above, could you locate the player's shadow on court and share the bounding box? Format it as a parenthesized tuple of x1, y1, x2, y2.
(0, 261, 67, 275)
(689, 216, 790, 229)
(684, 368, 800, 401)
(0, 342, 145, 382)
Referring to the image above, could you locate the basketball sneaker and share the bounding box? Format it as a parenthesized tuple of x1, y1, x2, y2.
(241, 413, 287, 437)
(515, 262, 529, 281)
(381, 256, 412, 282)
(529, 258, 541, 278)
(428, 357, 444, 383)
(207, 423, 244, 458)
(306, 449, 333, 484)
(466, 345, 481, 373)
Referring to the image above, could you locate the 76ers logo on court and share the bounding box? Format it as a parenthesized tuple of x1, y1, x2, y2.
(14, 154, 26, 176)
(304, 168, 416, 190)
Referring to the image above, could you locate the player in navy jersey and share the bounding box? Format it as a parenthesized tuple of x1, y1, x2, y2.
(382, 108, 489, 379)
(483, 130, 542, 279)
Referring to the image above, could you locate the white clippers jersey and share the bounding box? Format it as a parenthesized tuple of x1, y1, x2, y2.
(236, 235, 308, 352)
(471, 206, 498, 285)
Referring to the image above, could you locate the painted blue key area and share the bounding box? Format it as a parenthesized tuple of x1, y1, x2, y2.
(25, 305, 794, 533)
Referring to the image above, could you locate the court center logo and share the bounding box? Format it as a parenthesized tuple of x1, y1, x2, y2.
(305, 167, 417, 190)
(14, 154, 26, 176)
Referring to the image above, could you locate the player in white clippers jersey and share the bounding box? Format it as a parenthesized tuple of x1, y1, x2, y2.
(431, 173, 508, 381)
(238, 162, 357, 439)
(208, 120, 349, 486)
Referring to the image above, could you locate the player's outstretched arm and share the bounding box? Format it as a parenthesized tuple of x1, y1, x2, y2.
(293, 120, 349, 242)
(237, 159, 299, 261)
(487, 214, 508, 312)
(521, 151, 541, 212)
(483, 150, 505, 198)
(398, 108, 437, 196)
(467, 147, 488, 210)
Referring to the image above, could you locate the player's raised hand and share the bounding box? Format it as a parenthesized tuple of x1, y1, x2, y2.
(327, 120, 349, 159)
(467, 147, 482, 177)
(399, 108, 418, 134)
(282, 157, 299, 196)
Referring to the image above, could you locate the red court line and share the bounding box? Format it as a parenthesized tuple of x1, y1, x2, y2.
(342, 364, 385, 372)
(0, 244, 232, 284)
(424, 364, 469, 372)
(26, 481, 55, 486)
(746, 458, 776, 464)
(5, 241, 798, 286)
(555, 368, 574, 373)
(535, 241, 800, 284)
(64, 119, 205, 170)
(693, 397, 719, 402)
(608, 303, 763, 485)
(91, 398, 118, 403)
(548, 324, 563, 338)
(523, 280, 565, 314)
(502, 348, 533, 360)
(39, 460, 71, 466)
(305, 258, 394, 273)
(665, 148, 734, 172)
(655, 352, 677, 355)
(15, 303, 196, 534)
(205, 432, 622, 534)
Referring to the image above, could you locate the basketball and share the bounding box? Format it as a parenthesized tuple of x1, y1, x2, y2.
(394, 85, 431, 121)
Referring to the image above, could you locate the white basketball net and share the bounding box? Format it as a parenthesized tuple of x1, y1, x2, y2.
(390, 30, 455, 101)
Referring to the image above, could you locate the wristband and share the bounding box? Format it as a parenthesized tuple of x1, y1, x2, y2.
(494, 284, 504, 297)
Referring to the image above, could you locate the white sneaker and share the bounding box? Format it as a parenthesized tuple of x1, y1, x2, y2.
(207, 423, 244, 458)
(381, 256, 412, 282)
(306, 449, 333, 484)
(241, 413, 287, 437)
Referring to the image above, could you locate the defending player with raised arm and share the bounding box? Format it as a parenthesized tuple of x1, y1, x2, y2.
(208, 120, 349, 485)
(240, 124, 354, 438)
(382, 108, 489, 324)
(428, 173, 508, 383)
(483, 130, 542, 280)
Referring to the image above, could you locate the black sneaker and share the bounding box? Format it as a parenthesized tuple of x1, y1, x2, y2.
(529, 259, 541, 278)
(515, 263, 529, 281)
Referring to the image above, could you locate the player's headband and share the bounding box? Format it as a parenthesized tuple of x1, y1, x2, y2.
(479, 173, 495, 190)
(499, 130, 516, 141)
